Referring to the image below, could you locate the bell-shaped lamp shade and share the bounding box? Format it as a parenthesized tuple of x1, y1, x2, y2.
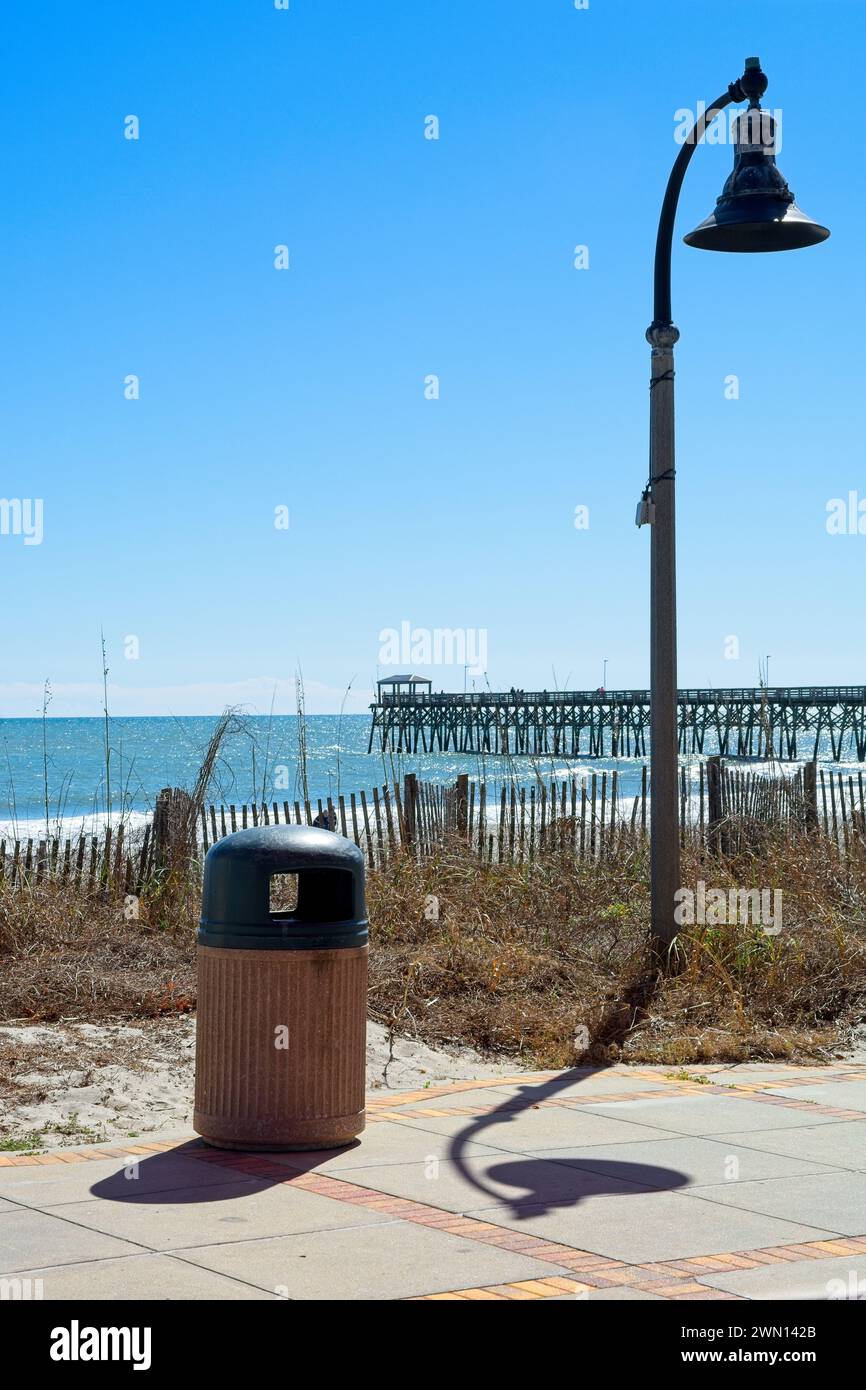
(684, 107, 829, 252)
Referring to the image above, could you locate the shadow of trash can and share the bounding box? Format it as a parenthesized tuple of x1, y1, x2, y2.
(193, 824, 368, 1151)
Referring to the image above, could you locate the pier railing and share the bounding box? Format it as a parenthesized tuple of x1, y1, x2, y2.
(378, 686, 866, 706)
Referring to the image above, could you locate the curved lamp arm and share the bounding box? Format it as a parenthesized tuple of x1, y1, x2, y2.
(651, 64, 764, 327)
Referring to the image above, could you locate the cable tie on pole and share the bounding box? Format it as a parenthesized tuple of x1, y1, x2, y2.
(649, 369, 675, 391)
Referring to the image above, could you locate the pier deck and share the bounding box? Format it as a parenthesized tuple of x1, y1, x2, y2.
(368, 686, 866, 762)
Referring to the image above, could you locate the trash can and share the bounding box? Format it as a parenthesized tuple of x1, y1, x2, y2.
(193, 825, 368, 1151)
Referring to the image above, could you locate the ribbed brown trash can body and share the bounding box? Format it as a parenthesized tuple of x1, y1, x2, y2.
(194, 825, 368, 1151)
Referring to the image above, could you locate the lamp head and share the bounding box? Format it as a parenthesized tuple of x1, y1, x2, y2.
(684, 59, 830, 253)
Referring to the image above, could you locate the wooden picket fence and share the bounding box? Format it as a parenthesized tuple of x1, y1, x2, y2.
(0, 821, 148, 897)
(3, 760, 865, 896)
(194, 777, 467, 870)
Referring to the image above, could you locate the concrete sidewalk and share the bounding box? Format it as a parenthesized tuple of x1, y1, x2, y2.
(3, 1061, 866, 1301)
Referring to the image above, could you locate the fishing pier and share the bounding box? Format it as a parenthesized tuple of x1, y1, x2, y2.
(368, 680, 866, 762)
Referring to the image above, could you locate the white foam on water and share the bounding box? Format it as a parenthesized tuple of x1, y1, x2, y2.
(0, 809, 152, 844)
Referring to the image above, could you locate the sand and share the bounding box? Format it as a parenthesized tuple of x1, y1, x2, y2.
(0, 1019, 528, 1151)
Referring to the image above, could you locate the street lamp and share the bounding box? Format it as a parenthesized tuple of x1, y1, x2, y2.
(641, 57, 828, 952)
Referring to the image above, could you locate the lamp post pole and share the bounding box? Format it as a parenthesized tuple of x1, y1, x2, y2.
(647, 318, 684, 952)
(647, 83, 741, 951)
(644, 55, 828, 952)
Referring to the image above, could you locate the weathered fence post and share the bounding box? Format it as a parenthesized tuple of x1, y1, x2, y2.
(455, 773, 469, 842)
(707, 755, 723, 853)
(151, 786, 197, 876)
(403, 773, 418, 850)
(803, 760, 819, 831)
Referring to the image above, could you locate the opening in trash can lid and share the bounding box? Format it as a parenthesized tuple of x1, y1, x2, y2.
(197, 825, 368, 950)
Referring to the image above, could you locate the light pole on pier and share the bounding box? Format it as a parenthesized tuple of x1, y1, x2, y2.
(640, 57, 828, 953)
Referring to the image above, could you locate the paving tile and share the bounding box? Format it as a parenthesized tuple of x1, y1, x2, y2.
(392, 1104, 682, 1149)
(464, 1190, 834, 1265)
(483, 1073, 675, 1100)
(696, 1251, 866, 1301)
(686, 1170, 866, 1235)
(335, 1152, 653, 1215)
(535, 1136, 837, 1188)
(581, 1095, 847, 1135)
(5, 1066, 865, 1300)
(685, 1065, 845, 1087)
(712, 1120, 866, 1169)
(372, 1087, 517, 1112)
(6, 1252, 282, 1300)
(260, 1121, 502, 1174)
(0, 1149, 260, 1209)
(0, 1207, 142, 1275)
(35, 1182, 392, 1252)
(541, 1285, 665, 1301)
(760, 1081, 866, 1112)
(176, 1218, 575, 1299)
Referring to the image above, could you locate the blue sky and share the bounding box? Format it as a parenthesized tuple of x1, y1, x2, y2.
(2, 0, 863, 715)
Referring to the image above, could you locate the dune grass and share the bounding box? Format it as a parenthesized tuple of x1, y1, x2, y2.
(366, 829, 866, 1066)
(2, 823, 865, 1067)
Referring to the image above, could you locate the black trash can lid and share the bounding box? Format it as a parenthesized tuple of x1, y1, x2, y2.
(198, 824, 368, 951)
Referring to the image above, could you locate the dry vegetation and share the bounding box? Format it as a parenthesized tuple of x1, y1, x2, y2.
(2, 825, 865, 1068)
(367, 831, 866, 1066)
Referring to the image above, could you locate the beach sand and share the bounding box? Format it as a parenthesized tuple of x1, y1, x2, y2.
(0, 1019, 528, 1151)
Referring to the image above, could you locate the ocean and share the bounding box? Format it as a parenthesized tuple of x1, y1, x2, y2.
(0, 714, 859, 839)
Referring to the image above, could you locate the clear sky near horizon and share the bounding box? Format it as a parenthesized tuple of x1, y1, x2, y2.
(2, 0, 863, 717)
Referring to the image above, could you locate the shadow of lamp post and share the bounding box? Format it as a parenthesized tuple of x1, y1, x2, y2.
(641, 57, 829, 952)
